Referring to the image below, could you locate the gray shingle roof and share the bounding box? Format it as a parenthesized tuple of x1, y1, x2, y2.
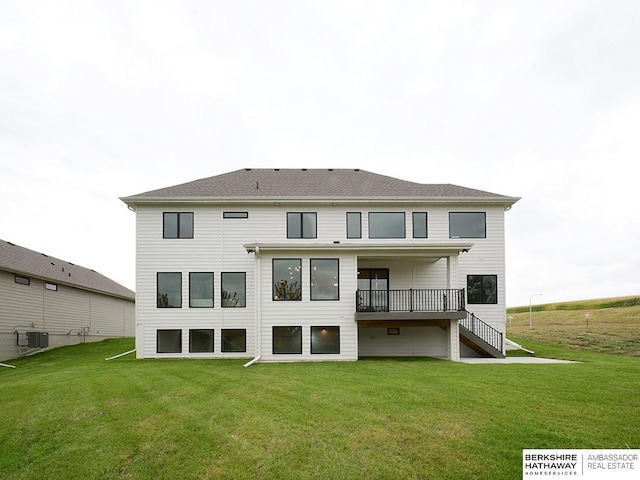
(0, 239, 135, 300)
(121, 168, 520, 204)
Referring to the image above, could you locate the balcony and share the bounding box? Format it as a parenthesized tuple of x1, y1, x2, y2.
(356, 289, 467, 323)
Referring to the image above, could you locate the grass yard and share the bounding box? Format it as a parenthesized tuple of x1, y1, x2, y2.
(1, 337, 639, 480)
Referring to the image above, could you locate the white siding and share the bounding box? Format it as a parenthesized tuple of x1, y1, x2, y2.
(134, 201, 510, 360)
(358, 326, 449, 358)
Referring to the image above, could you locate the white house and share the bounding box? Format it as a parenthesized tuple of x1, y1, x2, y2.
(120, 168, 519, 362)
(0, 239, 135, 362)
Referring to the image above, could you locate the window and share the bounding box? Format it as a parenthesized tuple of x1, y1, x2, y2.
(163, 212, 194, 239)
(368, 212, 406, 238)
(45, 282, 58, 291)
(157, 329, 182, 353)
(449, 212, 486, 238)
(223, 211, 248, 219)
(311, 326, 340, 354)
(273, 326, 302, 354)
(189, 272, 214, 308)
(310, 259, 339, 300)
(412, 212, 428, 238)
(189, 329, 214, 353)
(467, 275, 498, 304)
(273, 259, 302, 301)
(15, 275, 30, 285)
(221, 272, 246, 307)
(346, 212, 362, 238)
(287, 212, 317, 238)
(221, 329, 247, 352)
(157, 272, 182, 308)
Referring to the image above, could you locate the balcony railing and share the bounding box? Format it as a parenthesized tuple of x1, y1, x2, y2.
(356, 289, 466, 313)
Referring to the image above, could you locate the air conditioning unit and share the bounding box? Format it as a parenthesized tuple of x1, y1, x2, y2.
(26, 331, 49, 348)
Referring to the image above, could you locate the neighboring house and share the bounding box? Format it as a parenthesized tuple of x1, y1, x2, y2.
(120, 168, 519, 362)
(0, 239, 135, 362)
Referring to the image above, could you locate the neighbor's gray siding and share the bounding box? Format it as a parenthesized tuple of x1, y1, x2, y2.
(0, 270, 134, 362)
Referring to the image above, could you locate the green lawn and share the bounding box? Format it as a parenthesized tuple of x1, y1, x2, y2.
(1, 338, 639, 480)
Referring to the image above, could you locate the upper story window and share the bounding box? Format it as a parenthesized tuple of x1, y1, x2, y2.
(15, 275, 30, 286)
(412, 212, 428, 238)
(45, 282, 58, 291)
(223, 211, 248, 219)
(346, 212, 361, 239)
(273, 259, 302, 301)
(287, 212, 317, 239)
(189, 272, 214, 308)
(467, 275, 497, 304)
(157, 272, 182, 308)
(368, 212, 406, 239)
(221, 272, 246, 307)
(310, 259, 339, 301)
(163, 212, 194, 239)
(449, 212, 486, 238)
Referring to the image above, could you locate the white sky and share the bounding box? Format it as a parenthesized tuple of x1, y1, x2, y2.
(1, 0, 639, 307)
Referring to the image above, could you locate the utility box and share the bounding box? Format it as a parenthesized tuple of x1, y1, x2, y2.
(26, 331, 49, 348)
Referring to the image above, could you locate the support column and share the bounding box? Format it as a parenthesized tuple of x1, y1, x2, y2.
(446, 255, 459, 289)
(448, 319, 460, 362)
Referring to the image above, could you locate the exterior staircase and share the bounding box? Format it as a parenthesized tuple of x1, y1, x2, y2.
(459, 311, 505, 358)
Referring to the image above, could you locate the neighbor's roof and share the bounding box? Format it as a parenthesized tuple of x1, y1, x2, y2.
(121, 168, 520, 205)
(0, 240, 135, 300)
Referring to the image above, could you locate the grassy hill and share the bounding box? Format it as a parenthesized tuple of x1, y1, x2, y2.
(506, 295, 640, 356)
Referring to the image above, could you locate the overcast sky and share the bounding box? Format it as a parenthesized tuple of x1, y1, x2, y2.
(1, 0, 639, 307)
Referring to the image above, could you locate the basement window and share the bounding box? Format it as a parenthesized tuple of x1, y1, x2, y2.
(189, 329, 214, 353)
(311, 326, 340, 354)
(221, 329, 247, 352)
(157, 329, 182, 353)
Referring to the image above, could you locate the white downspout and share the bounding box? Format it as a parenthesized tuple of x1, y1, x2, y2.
(244, 246, 261, 367)
(105, 349, 136, 361)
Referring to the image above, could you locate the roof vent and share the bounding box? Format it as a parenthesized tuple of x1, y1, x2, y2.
(274, 168, 279, 171)
(354, 168, 360, 172)
(302, 168, 307, 171)
(328, 168, 333, 171)
(245, 168, 251, 171)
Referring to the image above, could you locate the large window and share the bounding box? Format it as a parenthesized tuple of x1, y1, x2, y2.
(368, 212, 406, 238)
(467, 275, 498, 304)
(189, 329, 214, 352)
(157, 329, 182, 353)
(157, 272, 182, 308)
(311, 326, 340, 354)
(273, 326, 302, 354)
(189, 272, 214, 308)
(163, 212, 194, 239)
(221, 329, 247, 352)
(449, 212, 486, 238)
(221, 272, 246, 307)
(310, 259, 339, 300)
(273, 259, 302, 301)
(287, 212, 317, 238)
(346, 212, 362, 238)
(413, 212, 428, 238)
